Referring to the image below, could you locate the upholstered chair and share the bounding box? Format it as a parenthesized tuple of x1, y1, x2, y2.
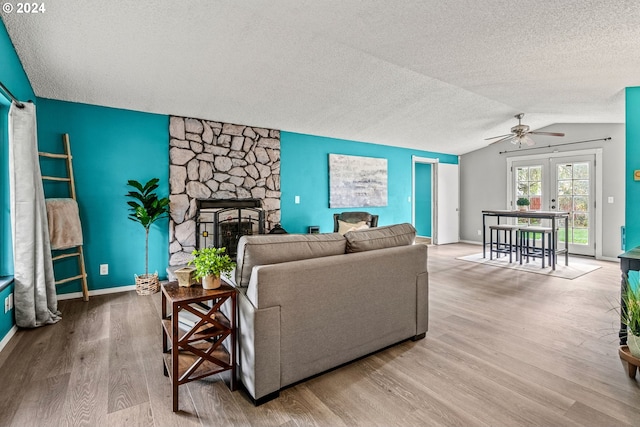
(333, 212, 379, 234)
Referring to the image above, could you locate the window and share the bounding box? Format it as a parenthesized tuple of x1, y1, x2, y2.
(515, 165, 542, 225)
(0, 105, 12, 276)
(516, 165, 542, 209)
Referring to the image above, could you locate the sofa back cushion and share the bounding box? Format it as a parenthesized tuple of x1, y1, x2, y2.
(236, 233, 347, 286)
(345, 223, 416, 253)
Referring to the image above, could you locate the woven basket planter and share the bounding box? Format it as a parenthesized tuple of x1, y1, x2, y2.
(135, 272, 159, 295)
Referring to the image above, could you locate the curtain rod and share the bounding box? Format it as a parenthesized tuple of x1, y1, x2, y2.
(499, 137, 611, 154)
(0, 81, 25, 108)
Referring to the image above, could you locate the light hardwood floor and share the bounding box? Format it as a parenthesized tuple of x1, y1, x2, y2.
(1, 243, 638, 426)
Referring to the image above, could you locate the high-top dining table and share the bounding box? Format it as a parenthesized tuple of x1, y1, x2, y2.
(482, 209, 570, 270)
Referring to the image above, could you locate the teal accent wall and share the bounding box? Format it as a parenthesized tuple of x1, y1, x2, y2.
(414, 162, 432, 237)
(626, 87, 640, 250)
(0, 281, 14, 341)
(36, 98, 169, 293)
(280, 131, 457, 233)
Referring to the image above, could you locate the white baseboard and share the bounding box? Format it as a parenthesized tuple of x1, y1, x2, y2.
(57, 284, 137, 301)
(0, 325, 18, 354)
(459, 240, 482, 245)
(597, 256, 619, 262)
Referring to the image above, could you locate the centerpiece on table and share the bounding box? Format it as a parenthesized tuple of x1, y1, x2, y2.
(516, 197, 530, 211)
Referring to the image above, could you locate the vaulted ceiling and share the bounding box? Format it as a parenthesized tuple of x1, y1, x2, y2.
(3, 1, 639, 154)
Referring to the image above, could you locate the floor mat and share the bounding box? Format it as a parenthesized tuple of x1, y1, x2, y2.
(456, 252, 601, 280)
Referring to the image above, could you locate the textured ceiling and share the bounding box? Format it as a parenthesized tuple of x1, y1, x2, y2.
(3, 0, 639, 154)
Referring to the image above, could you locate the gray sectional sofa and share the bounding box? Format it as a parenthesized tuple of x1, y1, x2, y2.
(230, 223, 429, 404)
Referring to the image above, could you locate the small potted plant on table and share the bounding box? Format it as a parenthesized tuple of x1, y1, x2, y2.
(516, 197, 530, 211)
(189, 247, 236, 290)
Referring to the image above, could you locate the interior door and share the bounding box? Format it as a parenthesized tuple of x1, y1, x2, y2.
(434, 163, 459, 245)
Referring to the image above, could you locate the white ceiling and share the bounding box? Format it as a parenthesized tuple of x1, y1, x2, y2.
(3, 0, 639, 154)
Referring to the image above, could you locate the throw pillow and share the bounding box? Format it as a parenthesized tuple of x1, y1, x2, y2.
(337, 220, 369, 235)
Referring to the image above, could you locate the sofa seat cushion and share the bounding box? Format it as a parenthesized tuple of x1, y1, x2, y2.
(235, 233, 347, 287)
(345, 223, 416, 253)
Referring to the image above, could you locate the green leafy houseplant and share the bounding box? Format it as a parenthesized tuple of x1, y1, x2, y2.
(188, 247, 236, 289)
(126, 178, 170, 280)
(516, 197, 530, 207)
(622, 281, 640, 357)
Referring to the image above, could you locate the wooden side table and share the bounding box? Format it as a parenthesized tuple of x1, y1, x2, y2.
(161, 281, 237, 412)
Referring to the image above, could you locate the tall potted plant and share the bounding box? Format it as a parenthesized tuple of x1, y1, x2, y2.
(126, 178, 170, 295)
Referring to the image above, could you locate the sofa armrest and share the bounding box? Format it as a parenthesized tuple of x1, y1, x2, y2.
(416, 271, 429, 335)
(237, 292, 281, 401)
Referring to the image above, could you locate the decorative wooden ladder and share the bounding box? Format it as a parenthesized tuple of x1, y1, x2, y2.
(39, 134, 89, 301)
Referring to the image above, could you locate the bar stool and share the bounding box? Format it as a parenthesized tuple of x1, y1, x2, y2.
(489, 224, 521, 263)
(518, 226, 554, 268)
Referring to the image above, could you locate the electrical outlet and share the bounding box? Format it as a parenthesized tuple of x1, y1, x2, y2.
(100, 264, 109, 275)
(8, 293, 13, 310)
(477, 229, 482, 236)
(4, 296, 9, 313)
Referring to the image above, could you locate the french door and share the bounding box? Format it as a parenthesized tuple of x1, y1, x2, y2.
(511, 154, 596, 256)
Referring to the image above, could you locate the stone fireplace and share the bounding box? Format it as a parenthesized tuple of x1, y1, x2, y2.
(168, 116, 280, 266)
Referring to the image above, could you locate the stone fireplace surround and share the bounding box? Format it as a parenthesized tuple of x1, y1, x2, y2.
(168, 116, 281, 266)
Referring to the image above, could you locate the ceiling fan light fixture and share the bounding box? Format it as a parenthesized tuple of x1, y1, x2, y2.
(486, 113, 564, 147)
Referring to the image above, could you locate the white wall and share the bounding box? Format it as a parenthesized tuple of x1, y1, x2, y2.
(460, 123, 625, 259)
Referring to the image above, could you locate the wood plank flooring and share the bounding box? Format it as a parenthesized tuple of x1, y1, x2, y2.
(1, 243, 638, 426)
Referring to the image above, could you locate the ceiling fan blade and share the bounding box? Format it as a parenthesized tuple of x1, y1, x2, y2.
(485, 133, 514, 141)
(488, 134, 516, 145)
(529, 131, 565, 137)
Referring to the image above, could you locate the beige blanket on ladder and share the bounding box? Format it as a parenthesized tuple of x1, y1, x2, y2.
(45, 198, 83, 250)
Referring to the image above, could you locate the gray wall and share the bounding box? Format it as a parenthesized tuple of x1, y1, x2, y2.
(460, 123, 625, 259)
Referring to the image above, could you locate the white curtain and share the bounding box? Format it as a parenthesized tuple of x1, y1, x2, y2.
(8, 102, 61, 328)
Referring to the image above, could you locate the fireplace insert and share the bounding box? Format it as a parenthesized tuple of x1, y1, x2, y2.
(196, 199, 265, 258)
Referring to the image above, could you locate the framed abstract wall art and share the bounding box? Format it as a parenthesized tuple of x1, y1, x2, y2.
(329, 154, 388, 208)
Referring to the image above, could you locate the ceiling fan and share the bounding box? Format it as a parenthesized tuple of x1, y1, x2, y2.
(485, 113, 565, 146)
